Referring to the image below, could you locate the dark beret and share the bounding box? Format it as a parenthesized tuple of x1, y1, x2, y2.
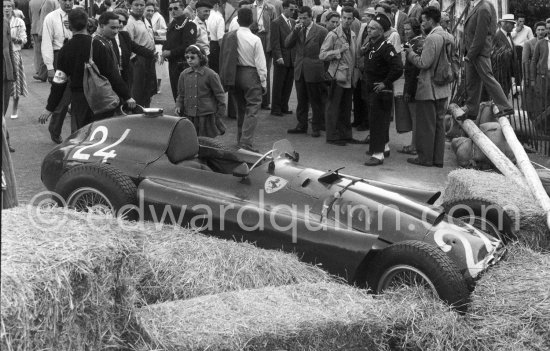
(373, 14, 391, 32)
(196, 0, 213, 8)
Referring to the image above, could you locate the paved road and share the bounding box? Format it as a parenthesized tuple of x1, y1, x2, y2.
(8, 48, 460, 203)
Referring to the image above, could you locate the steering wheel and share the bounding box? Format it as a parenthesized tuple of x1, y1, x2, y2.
(249, 149, 275, 172)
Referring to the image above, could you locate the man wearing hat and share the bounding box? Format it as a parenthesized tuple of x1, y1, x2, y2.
(462, 0, 513, 119)
(490, 14, 518, 97)
(193, 0, 211, 57)
(360, 13, 402, 165)
(162, 0, 198, 101)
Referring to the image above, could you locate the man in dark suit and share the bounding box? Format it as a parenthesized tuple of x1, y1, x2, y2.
(407, 0, 422, 22)
(388, 0, 408, 44)
(161, 0, 198, 101)
(530, 32, 550, 115)
(462, 0, 513, 119)
(112, 9, 156, 93)
(252, 0, 276, 109)
(270, 0, 297, 116)
(284, 6, 328, 136)
(490, 14, 517, 98)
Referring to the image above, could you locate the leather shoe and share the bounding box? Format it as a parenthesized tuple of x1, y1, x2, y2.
(33, 74, 46, 82)
(311, 130, 321, 137)
(282, 110, 293, 114)
(364, 156, 383, 166)
(407, 158, 432, 167)
(327, 140, 346, 146)
(50, 133, 63, 144)
(366, 150, 390, 157)
(270, 111, 283, 116)
(287, 127, 307, 134)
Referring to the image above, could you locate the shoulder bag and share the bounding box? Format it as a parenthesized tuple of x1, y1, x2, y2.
(83, 38, 120, 115)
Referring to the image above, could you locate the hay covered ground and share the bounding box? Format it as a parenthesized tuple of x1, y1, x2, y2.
(1, 207, 332, 350)
(2, 201, 549, 350)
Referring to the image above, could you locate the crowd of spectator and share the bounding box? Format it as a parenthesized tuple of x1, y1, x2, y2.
(2, 0, 549, 166)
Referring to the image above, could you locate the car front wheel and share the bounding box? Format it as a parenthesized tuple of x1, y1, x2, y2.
(365, 240, 470, 311)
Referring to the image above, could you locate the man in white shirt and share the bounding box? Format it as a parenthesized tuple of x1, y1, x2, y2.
(30, 0, 58, 81)
(206, 0, 224, 73)
(41, 0, 74, 144)
(511, 14, 533, 84)
(219, 7, 267, 152)
(193, 0, 211, 56)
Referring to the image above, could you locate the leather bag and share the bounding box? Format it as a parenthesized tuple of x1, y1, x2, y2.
(83, 39, 120, 114)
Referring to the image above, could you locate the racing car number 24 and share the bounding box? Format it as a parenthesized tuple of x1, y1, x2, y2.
(71, 126, 131, 163)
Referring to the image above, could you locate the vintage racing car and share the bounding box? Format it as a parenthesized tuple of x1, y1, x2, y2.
(41, 111, 513, 309)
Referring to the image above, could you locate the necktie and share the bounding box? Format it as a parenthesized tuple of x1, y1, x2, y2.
(506, 32, 513, 48)
(287, 19, 291, 29)
(302, 26, 307, 42)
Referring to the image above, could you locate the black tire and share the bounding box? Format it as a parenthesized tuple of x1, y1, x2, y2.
(198, 136, 231, 150)
(365, 240, 470, 311)
(442, 198, 517, 243)
(55, 163, 138, 220)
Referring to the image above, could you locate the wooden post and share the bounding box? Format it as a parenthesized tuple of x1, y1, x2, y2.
(2, 116, 18, 209)
(459, 119, 527, 189)
(499, 117, 550, 230)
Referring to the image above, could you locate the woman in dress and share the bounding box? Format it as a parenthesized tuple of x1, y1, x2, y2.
(4, 0, 28, 119)
(175, 45, 226, 138)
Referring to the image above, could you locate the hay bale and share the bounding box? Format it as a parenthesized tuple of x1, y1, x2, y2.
(135, 282, 476, 351)
(442, 169, 549, 249)
(135, 226, 334, 304)
(468, 245, 550, 350)
(1, 207, 141, 351)
(2, 207, 333, 350)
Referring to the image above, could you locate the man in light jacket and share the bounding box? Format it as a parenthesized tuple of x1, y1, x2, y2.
(320, 6, 359, 146)
(404, 6, 452, 168)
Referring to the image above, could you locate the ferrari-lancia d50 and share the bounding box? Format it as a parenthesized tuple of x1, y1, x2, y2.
(41, 110, 513, 309)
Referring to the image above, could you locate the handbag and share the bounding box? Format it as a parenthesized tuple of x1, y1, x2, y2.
(83, 39, 120, 115)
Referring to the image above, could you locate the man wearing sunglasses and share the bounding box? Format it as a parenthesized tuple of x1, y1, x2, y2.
(162, 0, 198, 101)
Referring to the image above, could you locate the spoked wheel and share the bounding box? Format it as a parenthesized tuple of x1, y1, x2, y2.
(55, 164, 138, 220)
(67, 187, 115, 216)
(365, 240, 470, 311)
(377, 264, 437, 296)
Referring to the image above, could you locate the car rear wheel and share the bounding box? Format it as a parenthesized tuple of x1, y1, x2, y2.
(365, 240, 470, 311)
(55, 164, 138, 220)
(443, 198, 517, 243)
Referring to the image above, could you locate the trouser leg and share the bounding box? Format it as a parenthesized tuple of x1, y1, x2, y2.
(340, 87, 353, 140)
(262, 52, 272, 108)
(415, 100, 436, 165)
(368, 92, 391, 155)
(325, 83, 342, 141)
(433, 98, 447, 166)
(281, 66, 294, 112)
(295, 76, 309, 130)
(169, 61, 184, 102)
(208, 40, 220, 74)
(271, 63, 285, 114)
(408, 101, 417, 149)
(236, 67, 262, 147)
(49, 84, 70, 137)
(307, 82, 326, 132)
(474, 56, 513, 113)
